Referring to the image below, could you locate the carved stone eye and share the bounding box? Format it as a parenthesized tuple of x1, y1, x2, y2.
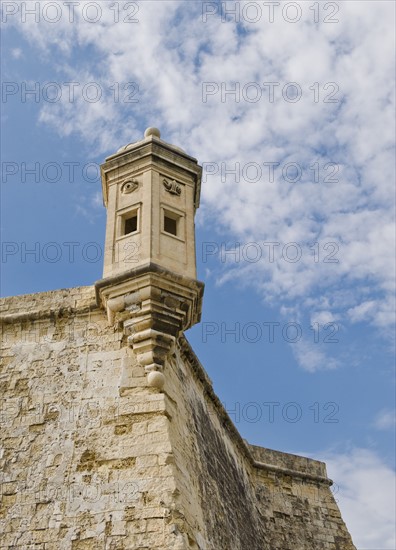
(121, 179, 139, 194)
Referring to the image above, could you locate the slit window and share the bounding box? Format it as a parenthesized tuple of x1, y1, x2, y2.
(124, 214, 138, 235)
(164, 215, 178, 236)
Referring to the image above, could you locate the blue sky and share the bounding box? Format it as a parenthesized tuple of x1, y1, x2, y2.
(1, 2, 395, 547)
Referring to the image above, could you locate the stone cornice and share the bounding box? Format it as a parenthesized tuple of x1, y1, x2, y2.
(101, 137, 202, 210)
(94, 262, 204, 310)
(0, 286, 98, 323)
(251, 459, 332, 485)
(0, 304, 98, 325)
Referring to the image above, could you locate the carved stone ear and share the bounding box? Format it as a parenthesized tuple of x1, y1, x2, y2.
(121, 179, 139, 194)
(163, 178, 181, 196)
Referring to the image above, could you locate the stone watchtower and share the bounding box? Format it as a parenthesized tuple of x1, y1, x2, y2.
(0, 129, 356, 549)
(96, 127, 204, 390)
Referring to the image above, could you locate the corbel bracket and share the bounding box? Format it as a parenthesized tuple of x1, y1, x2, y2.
(95, 263, 204, 390)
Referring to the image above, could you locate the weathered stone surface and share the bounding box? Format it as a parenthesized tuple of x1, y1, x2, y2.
(0, 286, 356, 549)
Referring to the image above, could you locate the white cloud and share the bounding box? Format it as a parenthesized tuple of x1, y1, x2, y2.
(347, 301, 378, 323)
(11, 48, 23, 59)
(320, 448, 396, 549)
(292, 339, 340, 373)
(91, 191, 103, 209)
(310, 310, 337, 326)
(373, 409, 396, 431)
(5, 0, 395, 367)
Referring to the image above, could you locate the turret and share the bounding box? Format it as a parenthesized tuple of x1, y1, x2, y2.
(95, 128, 204, 389)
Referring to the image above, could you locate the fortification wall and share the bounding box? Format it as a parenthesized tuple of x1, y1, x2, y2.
(164, 339, 356, 550)
(0, 287, 355, 549)
(1, 287, 179, 549)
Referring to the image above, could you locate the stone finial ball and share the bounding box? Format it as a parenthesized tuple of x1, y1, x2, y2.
(147, 370, 165, 390)
(144, 127, 161, 139)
